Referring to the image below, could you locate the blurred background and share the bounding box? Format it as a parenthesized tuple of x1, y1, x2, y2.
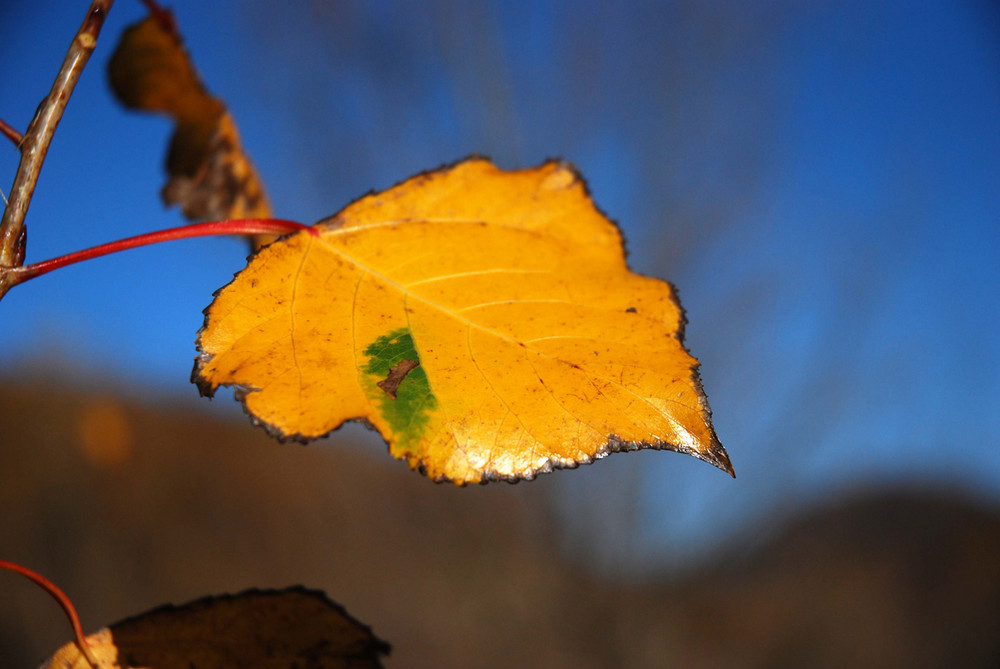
(2, 0, 999, 666)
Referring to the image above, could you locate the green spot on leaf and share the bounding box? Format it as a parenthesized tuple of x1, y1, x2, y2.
(362, 328, 437, 454)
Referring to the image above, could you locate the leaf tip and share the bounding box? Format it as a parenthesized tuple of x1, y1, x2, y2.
(704, 440, 736, 478)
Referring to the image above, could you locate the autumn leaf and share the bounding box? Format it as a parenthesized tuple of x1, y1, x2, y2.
(193, 158, 732, 484)
(41, 587, 389, 668)
(107, 12, 274, 246)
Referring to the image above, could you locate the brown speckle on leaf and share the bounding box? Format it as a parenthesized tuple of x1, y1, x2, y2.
(625, 307, 637, 313)
(377, 359, 420, 399)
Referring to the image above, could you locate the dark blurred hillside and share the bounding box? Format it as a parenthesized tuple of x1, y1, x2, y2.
(2, 376, 999, 668)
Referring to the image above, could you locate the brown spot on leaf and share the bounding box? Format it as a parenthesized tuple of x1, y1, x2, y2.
(377, 359, 420, 399)
(625, 307, 637, 313)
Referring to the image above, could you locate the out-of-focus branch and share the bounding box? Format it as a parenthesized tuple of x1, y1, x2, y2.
(0, 0, 114, 298)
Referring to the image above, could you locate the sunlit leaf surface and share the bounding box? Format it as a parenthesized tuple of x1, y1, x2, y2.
(194, 159, 731, 484)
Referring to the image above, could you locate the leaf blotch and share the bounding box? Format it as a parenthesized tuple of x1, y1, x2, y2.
(362, 329, 437, 454)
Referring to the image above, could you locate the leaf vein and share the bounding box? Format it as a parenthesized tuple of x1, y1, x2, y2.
(466, 325, 539, 472)
(288, 236, 313, 408)
(405, 268, 550, 287)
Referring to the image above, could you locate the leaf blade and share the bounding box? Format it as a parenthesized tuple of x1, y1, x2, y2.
(194, 159, 731, 483)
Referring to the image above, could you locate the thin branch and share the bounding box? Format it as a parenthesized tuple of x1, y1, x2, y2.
(0, 0, 115, 287)
(0, 118, 23, 146)
(0, 560, 99, 668)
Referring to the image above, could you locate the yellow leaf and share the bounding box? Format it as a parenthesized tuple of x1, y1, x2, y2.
(41, 588, 388, 668)
(194, 159, 732, 484)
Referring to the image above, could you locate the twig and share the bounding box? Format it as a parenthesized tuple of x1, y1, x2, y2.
(0, 560, 99, 668)
(0, 118, 23, 146)
(0, 0, 114, 298)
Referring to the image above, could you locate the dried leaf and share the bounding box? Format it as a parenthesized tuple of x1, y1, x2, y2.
(108, 13, 273, 247)
(193, 158, 732, 484)
(40, 587, 389, 668)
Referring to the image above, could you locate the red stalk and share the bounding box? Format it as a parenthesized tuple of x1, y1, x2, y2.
(0, 559, 98, 667)
(7, 218, 315, 286)
(0, 117, 23, 146)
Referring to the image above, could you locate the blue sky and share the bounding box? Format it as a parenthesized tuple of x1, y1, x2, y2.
(2, 0, 999, 568)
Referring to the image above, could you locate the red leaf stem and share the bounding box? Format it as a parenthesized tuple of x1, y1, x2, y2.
(8, 218, 314, 286)
(0, 118, 23, 146)
(0, 559, 98, 667)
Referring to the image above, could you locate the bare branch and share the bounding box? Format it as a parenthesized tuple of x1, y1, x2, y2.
(0, 0, 114, 298)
